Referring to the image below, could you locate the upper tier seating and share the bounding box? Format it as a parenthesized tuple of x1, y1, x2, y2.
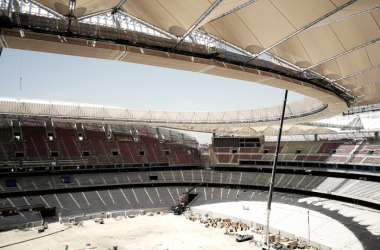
(22, 119, 48, 158)
(231, 154, 263, 163)
(0, 119, 12, 160)
(350, 156, 364, 163)
(336, 143, 356, 154)
(216, 154, 231, 163)
(281, 141, 323, 154)
(170, 145, 194, 164)
(107, 141, 118, 150)
(137, 126, 155, 137)
(363, 157, 380, 164)
(46, 141, 58, 152)
(79, 141, 90, 151)
(305, 155, 329, 162)
(327, 156, 348, 162)
(240, 148, 260, 153)
(263, 146, 283, 153)
(84, 124, 108, 155)
(295, 155, 307, 161)
(13, 141, 24, 152)
(134, 141, 144, 151)
(54, 122, 80, 157)
(111, 124, 133, 141)
(118, 141, 144, 164)
(161, 143, 169, 150)
(140, 136, 168, 163)
(317, 142, 344, 153)
(354, 149, 368, 154)
(214, 148, 230, 153)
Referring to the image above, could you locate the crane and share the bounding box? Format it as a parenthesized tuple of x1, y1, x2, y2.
(172, 182, 203, 215)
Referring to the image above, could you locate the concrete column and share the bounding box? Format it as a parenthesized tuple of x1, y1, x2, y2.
(314, 134, 318, 141)
(375, 132, 379, 140)
(105, 124, 110, 139)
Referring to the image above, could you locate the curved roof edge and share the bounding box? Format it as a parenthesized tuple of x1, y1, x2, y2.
(0, 96, 339, 135)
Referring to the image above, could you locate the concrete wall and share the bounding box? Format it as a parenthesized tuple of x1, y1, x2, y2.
(0, 221, 42, 232)
(65, 207, 172, 224)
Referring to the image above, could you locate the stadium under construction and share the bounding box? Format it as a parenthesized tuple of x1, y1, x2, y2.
(1, 0, 380, 250)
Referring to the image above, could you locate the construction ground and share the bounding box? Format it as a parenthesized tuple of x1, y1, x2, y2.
(0, 213, 259, 250)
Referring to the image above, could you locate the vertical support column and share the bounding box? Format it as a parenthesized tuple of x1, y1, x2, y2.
(263, 90, 288, 248)
(375, 132, 379, 140)
(8, 0, 14, 18)
(105, 124, 110, 139)
(113, 12, 121, 39)
(314, 134, 318, 141)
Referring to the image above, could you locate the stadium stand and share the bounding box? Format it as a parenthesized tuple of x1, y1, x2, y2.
(317, 142, 344, 153)
(2, 120, 380, 172)
(214, 148, 230, 153)
(21, 119, 48, 158)
(0, 118, 13, 161)
(169, 145, 194, 164)
(336, 143, 357, 154)
(231, 154, 263, 163)
(13, 141, 24, 153)
(328, 156, 349, 163)
(46, 141, 59, 152)
(350, 156, 364, 163)
(118, 141, 144, 164)
(363, 157, 380, 164)
(83, 124, 108, 155)
(140, 136, 169, 163)
(263, 146, 283, 153)
(2, 170, 380, 207)
(216, 154, 231, 163)
(54, 122, 80, 157)
(240, 148, 260, 153)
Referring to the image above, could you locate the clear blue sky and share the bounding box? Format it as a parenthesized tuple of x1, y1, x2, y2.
(0, 48, 305, 143)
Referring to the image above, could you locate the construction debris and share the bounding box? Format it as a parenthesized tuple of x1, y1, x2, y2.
(115, 216, 123, 221)
(37, 226, 44, 233)
(187, 214, 309, 250)
(94, 218, 104, 224)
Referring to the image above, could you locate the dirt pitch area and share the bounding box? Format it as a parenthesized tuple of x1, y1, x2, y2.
(0, 214, 260, 250)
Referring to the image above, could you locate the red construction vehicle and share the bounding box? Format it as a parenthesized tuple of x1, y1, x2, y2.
(172, 182, 203, 215)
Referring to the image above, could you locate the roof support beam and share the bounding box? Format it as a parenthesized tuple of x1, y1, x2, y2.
(118, 10, 178, 40)
(246, 0, 357, 63)
(335, 65, 380, 81)
(313, 6, 380, 28)
(25, 0, 66, 19)
(210, 0, 258, 22)
(269, 53, 352, 95)
(197, 29, 255, 57)
(68, 0, 75, 17)
(67, 0, 76, 32)
(355, 90, 380, 98)
(174, 0, 223, 49)
(351, 81, 380, 92)
(355, 96, 380, 104)
(77, 9, 112, 21)
(306, 38, 380, 70)
(115, 0, 126, 10)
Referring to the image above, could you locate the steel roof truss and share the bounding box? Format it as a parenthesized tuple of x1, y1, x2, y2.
(24, 0, 66, 19)
(250, 0, 358, 61)
(306, 38, 380, 70)
(336, 65, 380, 81)
(118, 10, 178, 40)
(313, 6, 380, 29)
(174, 0, 223, 49)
